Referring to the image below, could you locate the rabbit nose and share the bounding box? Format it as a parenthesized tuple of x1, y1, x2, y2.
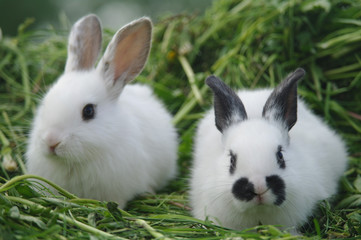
(254, 187, 268, 196)
(49, 142, 60, 154)
(253, 180, 268, 195)
(44, 131, 62, 154)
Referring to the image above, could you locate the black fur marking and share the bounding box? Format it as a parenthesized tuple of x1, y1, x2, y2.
(229, 150, 237, 174)
(82, 103, 96, 121)
(262, 68, 305, 131)
(206, 75, 248, 133)
(266, 175, 286, 206)
(276, 145, 286, 169)
(232, 178, 256, 201)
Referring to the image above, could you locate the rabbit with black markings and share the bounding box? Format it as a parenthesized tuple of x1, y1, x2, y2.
(26, 14, 177, 208)
(189, 68, 348, 232)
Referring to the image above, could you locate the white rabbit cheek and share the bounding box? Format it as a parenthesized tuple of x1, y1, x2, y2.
(36, 107, 101, 163)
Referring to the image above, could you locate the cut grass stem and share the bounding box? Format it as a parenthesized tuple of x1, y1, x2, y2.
(0, 174, 78, 199)
(6, 196, 125, 239)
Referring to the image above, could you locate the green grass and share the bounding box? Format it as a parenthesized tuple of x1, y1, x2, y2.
(1, 0, 361, 239)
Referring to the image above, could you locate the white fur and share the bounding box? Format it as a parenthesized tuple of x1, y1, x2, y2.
(26, 15, 177, 208)
(190, 88, 348, 231)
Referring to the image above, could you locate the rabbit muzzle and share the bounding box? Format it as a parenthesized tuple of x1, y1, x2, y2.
(232, 175, 286, 206)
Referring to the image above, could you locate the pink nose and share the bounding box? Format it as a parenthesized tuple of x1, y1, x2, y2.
(49, 142, 60, 154)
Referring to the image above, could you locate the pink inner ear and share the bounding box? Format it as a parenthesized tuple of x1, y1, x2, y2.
(113, 24, 150, 83)
(81, 32, 100, 68)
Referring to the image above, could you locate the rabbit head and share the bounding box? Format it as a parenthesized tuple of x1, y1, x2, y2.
(27, 14, 152, 164)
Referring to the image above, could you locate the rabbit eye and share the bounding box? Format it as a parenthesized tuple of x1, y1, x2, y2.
(276, 145, 285, 169)
(229, 150, 237, 174)
(82, 104, 96, 121)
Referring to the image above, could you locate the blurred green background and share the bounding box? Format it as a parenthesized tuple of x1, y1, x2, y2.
(0, 0, 213, 36)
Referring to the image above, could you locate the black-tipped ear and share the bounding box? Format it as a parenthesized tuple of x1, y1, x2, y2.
(262, 68, 305, 131)
(206, 75, 248, 133)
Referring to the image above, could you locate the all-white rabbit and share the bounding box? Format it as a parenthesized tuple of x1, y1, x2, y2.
(26, 14, 178, 208)
(190, 69, 348, 232)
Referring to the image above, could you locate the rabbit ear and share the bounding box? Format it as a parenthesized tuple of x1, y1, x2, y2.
(65, 14, 102, 72)
(97, 17, 152, 98)
(206, 75, 248, 133)
(262, 68, 305, 131)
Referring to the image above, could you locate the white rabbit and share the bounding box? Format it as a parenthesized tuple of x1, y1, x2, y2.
(189, 68, 348, 232)
(26, 14, 178, 208)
